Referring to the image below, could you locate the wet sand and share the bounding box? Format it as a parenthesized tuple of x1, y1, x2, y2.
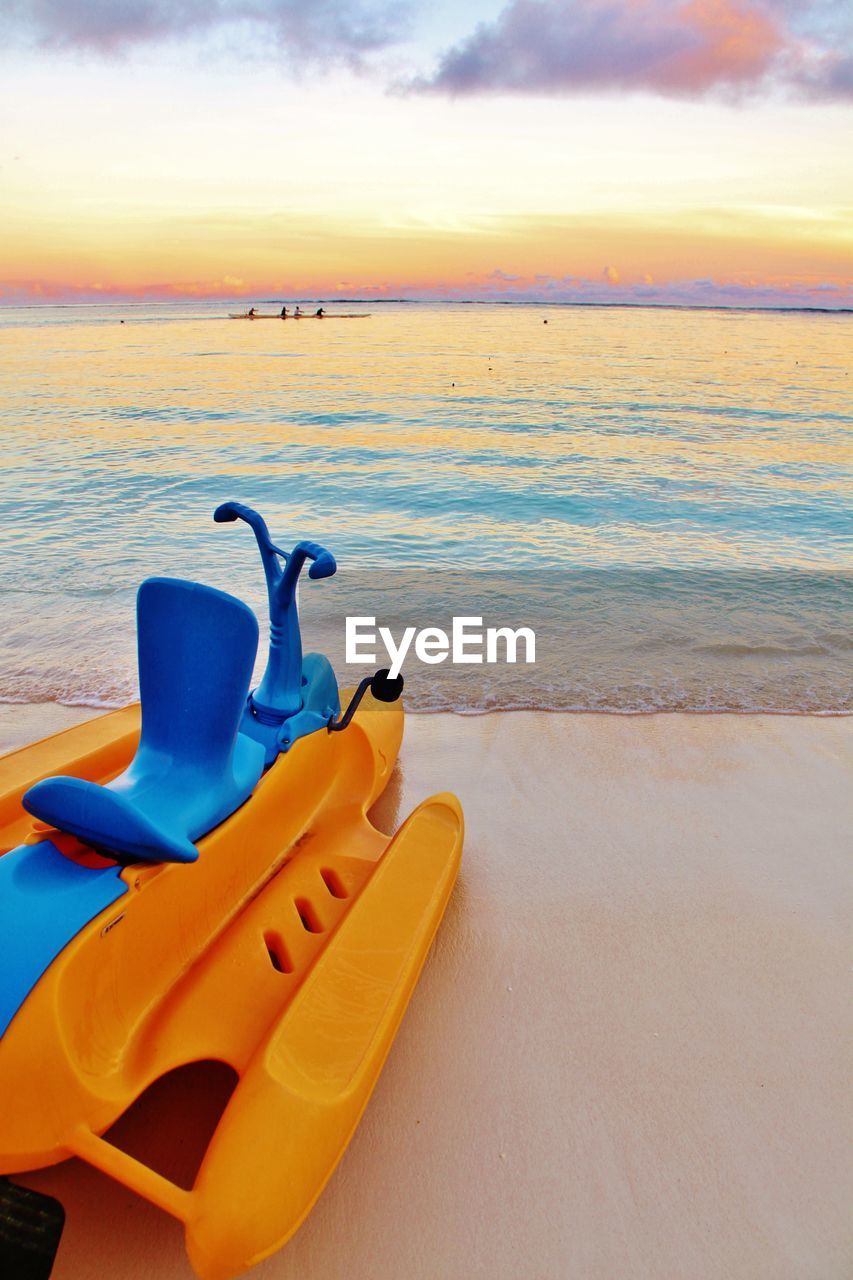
(2, 705, 851, 1279)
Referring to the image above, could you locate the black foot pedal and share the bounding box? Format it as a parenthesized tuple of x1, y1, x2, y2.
(0, 1178, 65, 1280)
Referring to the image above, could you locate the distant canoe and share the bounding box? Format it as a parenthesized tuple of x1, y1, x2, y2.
(228, 313, 371, 320)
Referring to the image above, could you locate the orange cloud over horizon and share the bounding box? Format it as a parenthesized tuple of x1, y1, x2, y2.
(1, 206, 850, 308)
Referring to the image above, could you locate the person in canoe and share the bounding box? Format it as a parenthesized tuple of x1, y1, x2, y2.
(248, 307, 256, 318)
(294, 306, 302, 317)
(315, 308, 325, 317)
(280, 306, 288, 318)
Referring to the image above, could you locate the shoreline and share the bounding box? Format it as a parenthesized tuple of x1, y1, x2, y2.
(2, 700, 850, 758)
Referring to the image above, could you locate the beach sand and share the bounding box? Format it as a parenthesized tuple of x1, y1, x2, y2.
(3, 705, 851, 1280)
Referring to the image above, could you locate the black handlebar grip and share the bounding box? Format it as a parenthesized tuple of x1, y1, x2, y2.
(370, 669, 404, 704)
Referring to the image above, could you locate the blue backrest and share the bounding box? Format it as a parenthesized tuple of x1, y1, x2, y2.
(136, 578, 259, 774)
(22, 578, 264, 864)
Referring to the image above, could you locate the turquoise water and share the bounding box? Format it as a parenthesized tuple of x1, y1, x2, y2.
(0, 300, 850, 712)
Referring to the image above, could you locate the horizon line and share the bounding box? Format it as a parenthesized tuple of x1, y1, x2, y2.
(1, 297, 852, 316)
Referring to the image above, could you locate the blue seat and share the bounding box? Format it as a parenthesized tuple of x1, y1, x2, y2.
(23, 578, 266, 864)
(0, 839, 127, 1040)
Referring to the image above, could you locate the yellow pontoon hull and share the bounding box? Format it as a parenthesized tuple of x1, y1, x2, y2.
(0, 699, 462, 1278)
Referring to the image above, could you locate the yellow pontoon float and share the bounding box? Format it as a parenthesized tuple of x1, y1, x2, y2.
(0, 502, 462, 1279)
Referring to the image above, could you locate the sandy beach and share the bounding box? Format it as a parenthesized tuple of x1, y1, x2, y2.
(2, 703, 850, 1280)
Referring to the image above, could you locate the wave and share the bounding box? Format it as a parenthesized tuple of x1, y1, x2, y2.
(689, 642, 834, 658)
(2, 696, 849, 719)
(4, 677, 850, 718)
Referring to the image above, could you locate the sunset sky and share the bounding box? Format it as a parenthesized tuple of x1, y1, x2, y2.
(1, 0, 851, 307)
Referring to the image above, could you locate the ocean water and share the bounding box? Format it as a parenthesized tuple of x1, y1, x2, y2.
(0, 300, 850, 714)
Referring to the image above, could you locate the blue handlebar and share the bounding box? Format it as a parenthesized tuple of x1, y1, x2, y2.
(214, 502, 336, 718)
(298, 542, 336, 580)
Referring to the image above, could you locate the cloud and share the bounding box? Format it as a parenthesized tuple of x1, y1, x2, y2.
(442, 269, 853, 308)
(4, 268, 850, 309)
(415, 0, 853, 101)
(0, 0, 408, 64)
(5, 0, 850, 98)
